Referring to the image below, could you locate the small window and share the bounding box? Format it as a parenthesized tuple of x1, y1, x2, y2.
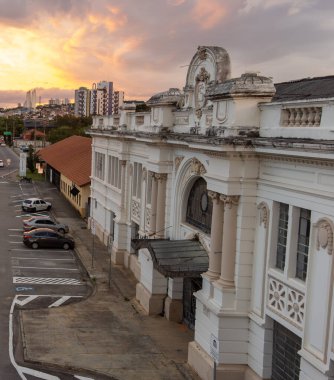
(276, 203, 289, 271)
(296, 209, 311, 281)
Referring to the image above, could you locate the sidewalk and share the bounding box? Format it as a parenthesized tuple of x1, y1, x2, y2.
(20, 180, 200, 379)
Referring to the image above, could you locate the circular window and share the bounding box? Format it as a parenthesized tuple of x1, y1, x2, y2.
(200, 192, 208, 212)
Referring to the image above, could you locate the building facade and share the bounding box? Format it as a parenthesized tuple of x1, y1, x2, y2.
(88, 46, 334, 380)
(90, 81, 113, 116)
(74, 87, 90, 117)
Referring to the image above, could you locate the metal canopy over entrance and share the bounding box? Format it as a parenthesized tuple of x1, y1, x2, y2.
(132, 239, 209, 278)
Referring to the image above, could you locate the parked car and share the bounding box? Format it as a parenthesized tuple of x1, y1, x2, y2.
(0, 159, 3, 167)
(22, 216, 69, 233)
(23, 228, 75, 250)
(0, 142, 6, 147)
(20, 145, 29, 152)
(22, 198, 52, 212)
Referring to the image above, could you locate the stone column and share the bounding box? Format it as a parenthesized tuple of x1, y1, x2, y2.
(155, 173, 167, 238)
(205, 191, 224, 280)
(216, 195, 239, 288)
(149, 172, 158, 236)
(120, 160, 127, 215)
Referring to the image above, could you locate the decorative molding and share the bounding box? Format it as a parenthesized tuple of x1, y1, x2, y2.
(197, 46, 207, 61)
(257, 202, 270, 228)
(220, 195, 239, 209)
(155, 173, 167, 181)
(267, 276, 305, 329)
(191, 157, 206, 175)
(315, 218, 334, 255)
(131, 199, 140, 222)
(145, 207, 151, 228)
(261, 154, 334, 168)
(208, 190, 220, 202)
(174, 156, 184, 171)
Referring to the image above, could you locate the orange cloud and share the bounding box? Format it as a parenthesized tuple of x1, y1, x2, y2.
(191, 0, 226, 29)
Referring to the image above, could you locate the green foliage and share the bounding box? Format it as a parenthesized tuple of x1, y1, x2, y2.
(26, 145, 37, 173)
(0, 116, 24, 140)
(46, 115, 92, 144)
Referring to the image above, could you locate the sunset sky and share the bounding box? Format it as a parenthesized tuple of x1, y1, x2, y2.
(0, 0, 333, 108)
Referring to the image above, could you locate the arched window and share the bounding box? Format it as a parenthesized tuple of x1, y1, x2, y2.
(186, 178, 212, 234)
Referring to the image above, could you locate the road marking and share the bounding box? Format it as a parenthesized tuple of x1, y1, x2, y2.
(9, 296, 61, 379)
(8, 228, 23, 231)
(74, 376, 95, 380)
(9, 241, 22, 244)
(11, 248, 73, 253)
(13, 266, 78, 271)
(13, 277, 83, 285)
(12, 257, 75, 261)
(48, 296, 71, 308)
(15, 287, 34, 291)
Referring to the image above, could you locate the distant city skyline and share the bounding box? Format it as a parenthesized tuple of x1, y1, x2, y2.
(0, 0, 334, 108)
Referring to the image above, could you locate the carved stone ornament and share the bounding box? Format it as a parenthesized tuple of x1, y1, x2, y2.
(190, 157, 206, 175)
(257, 202, 270, 229)
(220, 195, 239, 208)
(174, 156, 184, 171)
(195, 67, 210, 110)
(208, 190, 220, 202)
(155, 173, 167, 182)
(198, 46, 207, 61)
(316, 219, 334, 255)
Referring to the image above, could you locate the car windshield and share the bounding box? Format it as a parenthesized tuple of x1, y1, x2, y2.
(25, 200, 32, 204)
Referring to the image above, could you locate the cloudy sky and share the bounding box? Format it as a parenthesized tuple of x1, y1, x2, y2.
(0, 0, 333, 108)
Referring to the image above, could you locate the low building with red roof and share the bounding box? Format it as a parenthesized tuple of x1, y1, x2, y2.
(38, 135, 92, 217)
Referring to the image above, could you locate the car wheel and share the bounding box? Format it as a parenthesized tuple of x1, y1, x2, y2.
(58, 228, 65, 234)
(63, 242, 70, 250)
(31, 242, 39, 249)
(47, 205, 51, 211)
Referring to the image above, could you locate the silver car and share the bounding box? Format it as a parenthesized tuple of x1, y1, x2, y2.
(23, 216, 69, 234)
(22, 198, 52, 212)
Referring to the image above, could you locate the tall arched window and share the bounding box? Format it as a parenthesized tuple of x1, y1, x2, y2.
(186, 178, 212, 234)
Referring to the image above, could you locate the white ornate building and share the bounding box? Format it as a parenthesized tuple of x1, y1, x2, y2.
(88, 46, 334, 380)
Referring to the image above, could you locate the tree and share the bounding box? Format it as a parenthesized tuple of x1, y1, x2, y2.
(26, 145, 37, 173)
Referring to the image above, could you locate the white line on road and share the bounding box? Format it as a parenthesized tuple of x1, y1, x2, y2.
(9, 241, 22, 244)
(8, 228, 23, 231)
(13, 277, 83, 285)
(74, 376, 95, 380)
(12, 266, 78, 271)
(10, 248, 73, 253)
(12, 257, 75, 261)
(48, 296, 71, 308)
(9, 295, 61, 379)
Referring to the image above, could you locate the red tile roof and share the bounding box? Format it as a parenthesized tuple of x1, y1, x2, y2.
(38, 135, 91, 187)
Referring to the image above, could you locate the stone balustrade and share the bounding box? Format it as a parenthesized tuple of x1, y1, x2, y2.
(281, 107, 322, 127)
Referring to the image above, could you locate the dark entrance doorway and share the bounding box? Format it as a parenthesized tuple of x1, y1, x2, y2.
(272, 321, 302, 380)
(183, 277, 202, 330)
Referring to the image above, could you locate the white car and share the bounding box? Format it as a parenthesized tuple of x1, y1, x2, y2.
(21, 198, 52, 212)
(0, 159, 3, 167)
